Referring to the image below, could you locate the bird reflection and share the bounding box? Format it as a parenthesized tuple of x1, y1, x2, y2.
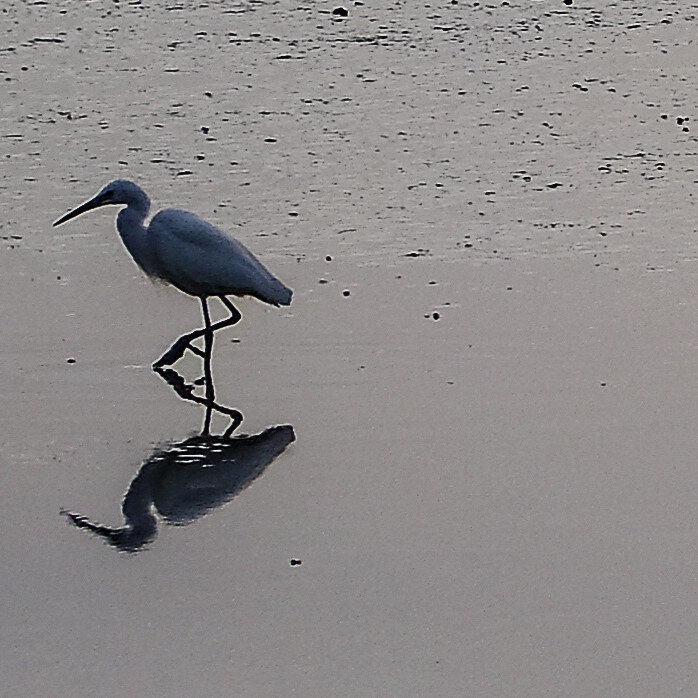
(153, 364, 243, 436)
(62, 424, 295, 553)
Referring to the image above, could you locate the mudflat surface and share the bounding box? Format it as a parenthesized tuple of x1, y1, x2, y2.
(1, 1, 696, 696)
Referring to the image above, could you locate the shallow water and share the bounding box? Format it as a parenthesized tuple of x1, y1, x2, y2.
(2, 1, 696, 695)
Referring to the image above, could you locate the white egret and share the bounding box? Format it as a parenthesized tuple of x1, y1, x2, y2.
(53, 179, 292, 407)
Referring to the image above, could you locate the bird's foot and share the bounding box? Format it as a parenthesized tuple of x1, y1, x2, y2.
(153, 337, 203, 368)
(153, 344, 185, 368)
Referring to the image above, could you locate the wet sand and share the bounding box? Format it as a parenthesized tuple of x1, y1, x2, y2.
(2, 1, 696, 695)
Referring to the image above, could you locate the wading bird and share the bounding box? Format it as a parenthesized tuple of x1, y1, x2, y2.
(53, 179, 292, 412)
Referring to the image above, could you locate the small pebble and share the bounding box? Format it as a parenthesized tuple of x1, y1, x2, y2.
(342, 289, 350, 297)
(66, 358, 76, 364)
(332, 6, 348, 16)
(432, 312, 440, 320)
(290, 559, 302, 566)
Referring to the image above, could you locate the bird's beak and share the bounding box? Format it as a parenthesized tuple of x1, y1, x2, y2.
(53, 192, 110, 227)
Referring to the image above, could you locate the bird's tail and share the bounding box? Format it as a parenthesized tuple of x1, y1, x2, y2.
(259, 278, 292, 307)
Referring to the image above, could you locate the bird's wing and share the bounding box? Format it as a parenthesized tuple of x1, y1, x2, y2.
(148, 209, 288, 302)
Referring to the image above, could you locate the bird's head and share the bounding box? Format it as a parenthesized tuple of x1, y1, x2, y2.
(53, 179, 149, 227)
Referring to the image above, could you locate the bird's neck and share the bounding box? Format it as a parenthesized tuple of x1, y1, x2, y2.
(64, 463, 158, 552)
(117, 203, 148, 233)
(117, 205, 158, 277)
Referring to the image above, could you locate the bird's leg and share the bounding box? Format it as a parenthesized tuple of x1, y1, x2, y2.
(186, 301, 240, 358)
(152, 298, 242, 368)
(185, 343, 206, 359)
(153, 322, 223, 367)
(219, 296, 242, 326)
(201, 297, 215, 434)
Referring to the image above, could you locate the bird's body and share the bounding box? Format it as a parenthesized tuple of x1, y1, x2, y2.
(55, 179, 291, 306)
(146, 208, 291, 304)
(54, 179, 292, 432)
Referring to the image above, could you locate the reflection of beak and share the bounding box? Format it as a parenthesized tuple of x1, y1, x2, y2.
(53, 193, 109, 227)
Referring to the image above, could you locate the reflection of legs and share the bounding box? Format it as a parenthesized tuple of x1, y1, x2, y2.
(153, 296, 242, 368)
(153, 365, 243, 435)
